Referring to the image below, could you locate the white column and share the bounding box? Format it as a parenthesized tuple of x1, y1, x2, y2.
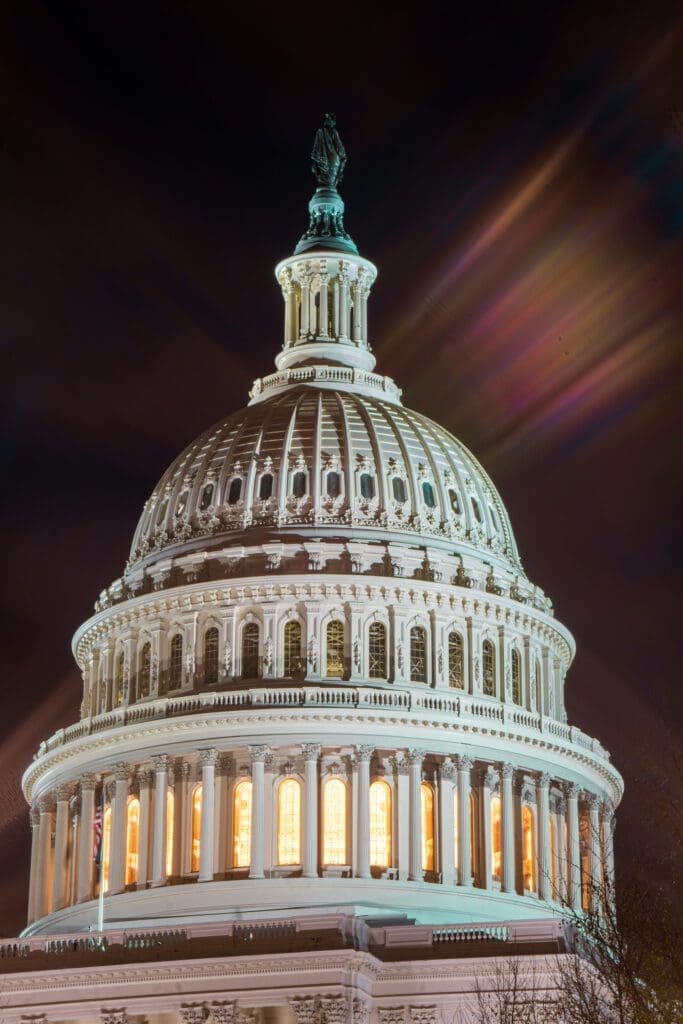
(137, 769, 153, 886)
(318, 272, 329, 338)
(51, 785, 71, 912)
(198, 749, 218, 882)
(332, 277, 340, 336)
(214, 756, 231, 875)
(588, 793, 602, 912)
(361, 283, 368, 345)
(456, 755, 473, 886)
(408, 749, 424, 881)
(438, 759, 456, 886)
(151, 755, 169, 887)
(300, 270, 310, 337)
(352, 278, 362, 342)
(355, 745, 373, 879)
(302, 744, 321, 878)
(396, 757, 410, 879)
(555, 797, 568, 904)
(481, 768, 495, 890)
(36, 796, 55, 919)
(249, 745, 268, 879)
(27, 807, 41, 923)
(76, 775, 96, 903)
(537, 772, 552, 902)
(109, 764, 129, 894)
(69, 804, 79, 906)
(501, 763, 516, 893)
(567, 783, 582, 911)
(339, 270, 349, 338)
(601, 800, 615, 911)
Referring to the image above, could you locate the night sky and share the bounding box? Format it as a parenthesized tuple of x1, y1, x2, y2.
(1, 4, 681, 936)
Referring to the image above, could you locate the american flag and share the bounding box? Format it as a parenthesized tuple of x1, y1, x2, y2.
(93, 795, 104, 863)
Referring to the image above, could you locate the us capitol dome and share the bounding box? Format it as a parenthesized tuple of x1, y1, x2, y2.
(10, 115, 622, 1023)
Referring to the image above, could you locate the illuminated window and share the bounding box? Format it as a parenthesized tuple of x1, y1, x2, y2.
(169, 634, 183, 689)
(258, 473, 273, 500)
(101, 804, 112, 893)
(165, 789, 174, 877)
(322, 778, 347, 865)
(422, 481, 436, 508)
(448, 488, 461, 515)
(326, 471, 341, 498)
(241, 622, 259, 679)
(200, 482, 214, 510)
(228, 477, 242, 505)
(360, 473, 375, 499)
(369, 779, 392, 868)
(392, 477, 407, 503)
(471, 497, 482, 523)
(277, 778, 301, 865)
(139, 642, 151, 699)
(232, 779, 252, 868)
(326, 620, 345, 677)
(410, 626, 427, 683)
(125, 797, 140, 885)
(368, 622, 387, 679)
(191, 784, 202, 873)
(421, 783, 435, 872)
(491, 796, 502, 879)
(204, 627, 219, 685)
(114, 652, 124, 708)
(448, 632, 464, 688)
(482, 640, 496, 696)
(511, 649, 522, 705)
(283, 620, 302, 678)
(292, 472, 307, 498)
(522, 805, 536, 892)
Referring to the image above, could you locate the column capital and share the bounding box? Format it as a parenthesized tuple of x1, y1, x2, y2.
(355, 744, 374, 763)
(500, 762, 514, 780)
(79, 773, 97, 792)
(210, 1004, 238, 1024)
(585, 790, 600, 811)
(392, 753, 409, 776)
(407, 748, 425, 766)
(30, 805, 41, 827)
(152, 754, 170, 772)
(600, 798, 615, 821)
(39, 795, 55, 814)
(113, 762, 131, 782)
(199, 747, 219, 768)
(178, 1007, 208, 1024)
(301, 743, 322, 761)
(538, 771, 551, 789)
(440, 757, 456, 781)
(456, 754, 474, 772)
(565, 781, 580, 800)
(138, 768, 154, 787)
(54, 783, 73, 803)
(482, 766, 497, 791)
(217, 754, 234, 777)
(249, 744, 270, 763)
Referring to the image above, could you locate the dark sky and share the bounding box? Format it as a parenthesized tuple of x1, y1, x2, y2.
(1, 3, 681, 936)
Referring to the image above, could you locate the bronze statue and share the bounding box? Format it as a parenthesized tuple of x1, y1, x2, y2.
(311, 113, 347, 188)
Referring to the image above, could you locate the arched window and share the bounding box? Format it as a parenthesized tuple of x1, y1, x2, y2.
(522, 805, 536, 892)
(228, 477, 242, 505)
(422, 481, 436, 508)
(326, 471, 341, 498)
(511, 649, 522, 705)
(368, 622, 387, 679)
(491, 796, 502, 880)
(232, 779, 252, 868)
(114, 652, 124, 708)
(199, 482, 214, 510)
(204, 627, 219, 685)
(241, 622, 259, 679)
(421, 782, 435, 872)
(392, 477, 407, 503)
(448, 632, 464, 689)
(169, 634, 183, 690)
(360, 473, 375, 499)
(138, 642, 151, 699)
(101, 804, 112, 893)
(322, 778, 347, 866)
(283, 621, 302, 678)
(369, 780, 392, 868)
(165, 789, 175, 877)
(448, 488, 461, 515)
(277, 778, 301, 866)
(410, 626, 427, 683)
(258, 473, 273, 500)
(482, 639, 496, 697)
(292, 472, 307, 498)
(471, 497, 482, 523)
(191, 784, 202, 873)
(125, 797, 140, 885)
(326, 620, 345, 677)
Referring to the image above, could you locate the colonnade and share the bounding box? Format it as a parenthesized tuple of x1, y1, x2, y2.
(279, 260, 372, 350)
(27, 746, 615, 926)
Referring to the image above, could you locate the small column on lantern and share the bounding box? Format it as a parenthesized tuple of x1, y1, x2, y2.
(355, 745, 373, 880)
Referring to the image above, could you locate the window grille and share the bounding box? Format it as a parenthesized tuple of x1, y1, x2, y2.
(277, 778, 301, 865)
(232, 780, 252, 868)
(360, 473, 375, 499)
(322, 778, 346, 865)
(169, 635, 183, 689)
(139, 642, 151, 699)
(204, 627, 219, 685)
(369, 780, 392, 867)
(410, 626, 427, 683)
(368, 622, 387, 679)
(448, 632, 464, 689)
(228, 477, 242, 505)
(241, 623, 259, 679)
(482, 640, 495, 696)
(326, 620, 345, 677)
(511, 649, 522, 705)
(283, 621, 302, 678)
